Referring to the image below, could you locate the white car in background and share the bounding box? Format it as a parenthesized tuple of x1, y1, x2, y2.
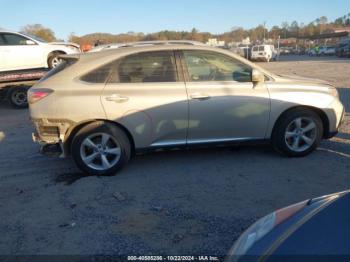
(320, 46, 336, 56)
(0, 31, 80, 72)
(251, 45, 277, 62)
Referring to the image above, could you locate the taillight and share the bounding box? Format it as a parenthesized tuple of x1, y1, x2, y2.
(28, 88, 53, 104)
(230, 200, 309, 255)
(274, 200, 308, 225)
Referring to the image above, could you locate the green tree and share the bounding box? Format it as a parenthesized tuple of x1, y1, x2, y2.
(21, 24, 56, 42)
(281, 22, 289, 38)
(289, 21, 299, 37)
(68, 32, 81, 44)
(270, 26, 282, 40)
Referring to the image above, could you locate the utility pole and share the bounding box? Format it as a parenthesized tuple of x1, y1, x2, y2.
(277, 35, 281, 60)
(263, 21, 266, 43)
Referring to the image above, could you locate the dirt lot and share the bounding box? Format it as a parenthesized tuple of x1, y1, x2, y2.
(0, 56, 349, 256)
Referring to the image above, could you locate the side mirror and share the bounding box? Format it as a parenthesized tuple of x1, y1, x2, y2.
(252, 69, 265, 84)
(25, 40, 36, 45)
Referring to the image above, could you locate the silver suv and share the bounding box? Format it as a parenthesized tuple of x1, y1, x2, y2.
(29, 41, 345, 176)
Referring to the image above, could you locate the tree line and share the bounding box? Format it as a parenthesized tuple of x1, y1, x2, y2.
(4, 13, 350, 45)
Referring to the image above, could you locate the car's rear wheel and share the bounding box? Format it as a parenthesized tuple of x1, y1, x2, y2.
(8, 86, 28, 109)
(272, 109, 323, 157)
(71, 122, 131, 176)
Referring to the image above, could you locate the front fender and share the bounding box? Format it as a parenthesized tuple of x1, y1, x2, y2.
(266, 84, 341, 137)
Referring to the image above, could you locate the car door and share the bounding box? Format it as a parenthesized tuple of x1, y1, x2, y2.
(101, 50, 189, 149)
(0, 34, 6, 71)
(2, 33, 44, 71)
(181, 50, 270, 144)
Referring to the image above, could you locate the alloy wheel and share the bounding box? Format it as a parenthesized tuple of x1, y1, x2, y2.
(284, 117, 317, 153)
(80, 133, 122, 171)
(51, 57, 62, 68)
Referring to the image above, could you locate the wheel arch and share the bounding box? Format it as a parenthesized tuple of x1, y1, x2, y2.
(47, 50, 66, 65)
(64, 119, 135, 156)
(271, 105, 330, 139)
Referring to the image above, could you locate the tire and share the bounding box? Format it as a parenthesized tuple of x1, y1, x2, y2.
(48, 52, 63, 69)
(8, 86, 29, 109)
(71, 122, 131, 176)
(272, 109, 323, 157)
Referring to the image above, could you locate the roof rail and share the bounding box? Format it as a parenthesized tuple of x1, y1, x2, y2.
(89, 40, 207, 52)
(120, 40, 206, 47)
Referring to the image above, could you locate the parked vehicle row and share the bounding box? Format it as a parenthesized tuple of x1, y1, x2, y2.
(308, 46, 336, 56)
(231, 45, 277, 62)
(29, 41, 344, 176)
(336, 40, 350, 58)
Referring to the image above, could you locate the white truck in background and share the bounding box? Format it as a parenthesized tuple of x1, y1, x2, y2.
(251, 45, 277, 62)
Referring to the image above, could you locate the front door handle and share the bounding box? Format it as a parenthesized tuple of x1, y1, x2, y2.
(105, 94, 129, 103)
(190, 93, 211, 100)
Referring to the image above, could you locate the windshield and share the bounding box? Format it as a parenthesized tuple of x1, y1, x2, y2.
(20, 32, 48, 43)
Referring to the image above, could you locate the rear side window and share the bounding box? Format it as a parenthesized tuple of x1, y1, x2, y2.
(259, 46, 266, 51)
(39, 59, 78, 83)
(80, 63, 114, 83)
(112, 51, 177, 83)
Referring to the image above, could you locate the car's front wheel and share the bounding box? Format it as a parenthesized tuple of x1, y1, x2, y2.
(71, 122, 131, 176)
(48, 52, 64, 69)
(272, 109, 323, 157)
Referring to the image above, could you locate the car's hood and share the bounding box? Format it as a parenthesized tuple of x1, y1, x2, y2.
(275, 74, 332, 86)
(48, 42, 80, 49)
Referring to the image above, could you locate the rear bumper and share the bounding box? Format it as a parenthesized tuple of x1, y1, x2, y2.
(32, 131, 65, 157)
(251, 55, 268, 60)
(31, 118, 74, 157)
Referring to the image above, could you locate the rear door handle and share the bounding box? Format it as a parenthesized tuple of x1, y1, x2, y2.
(190, 93, 211, 100)
(105, 94, 129, 103)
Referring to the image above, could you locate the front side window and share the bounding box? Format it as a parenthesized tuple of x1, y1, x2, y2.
(183, 51, 252, 82)
(2, 33, 32, 46)
(116, 51, 177, 83)
(21, 33, 47, 43)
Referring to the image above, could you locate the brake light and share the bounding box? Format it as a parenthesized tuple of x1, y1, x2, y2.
(230, 200, 308, 255)
(275, 200, 308, 225)
(28, 88, 53, 104)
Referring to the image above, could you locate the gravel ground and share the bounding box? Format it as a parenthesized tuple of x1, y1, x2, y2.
(0, 55, 349, 256)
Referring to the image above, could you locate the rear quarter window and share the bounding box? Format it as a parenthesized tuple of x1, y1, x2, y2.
(39, 60, 77, 83)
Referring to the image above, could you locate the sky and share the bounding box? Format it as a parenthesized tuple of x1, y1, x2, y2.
(1, 0, 349, 40)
